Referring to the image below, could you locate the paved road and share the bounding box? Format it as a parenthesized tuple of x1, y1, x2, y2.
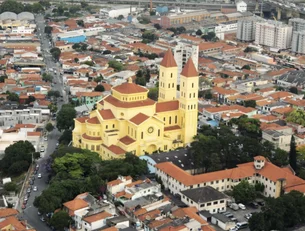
(18, 14, 69, 230)
(20, 129, 61, 230)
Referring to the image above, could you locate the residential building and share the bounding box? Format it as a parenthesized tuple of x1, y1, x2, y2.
(173, 41, 199, 86)
(76, 92, 104, 105)
(0, 108, 50, 127)
(99, 6, 137, 18)
(160, 11, 210, 28)
(262, 127, 293, 151)
(255, 20, 292, 49)
(236, 0, 247, 12)
(73, 50, 199, 158)
(155, 156, 305, 197)
(277, 70, 305, 89)
(63, 193, 116, 230)
(107, 176, 133, 195)
(180, 186, 228, 213)
(237, 18, 256, 41)
(288, 18, 305, 32)
(211, 214, 235, 230)
(291, 31, 305, 54)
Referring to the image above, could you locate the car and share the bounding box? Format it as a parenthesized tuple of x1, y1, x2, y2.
(231, 217, 238, 222)
(30, 180, 34, 185)
(24, 196, 28, 201)
(35, 164, 39, 170)
(238, 203, 246, 210)
(38, 173, 42, 179)
(257, 201, 265, 206)
(44, 136, 48, 141)
(249, 202, 259, 209)
(31, 176, 35, 181)
(27, 188, 31, 193)
(225, 213, 234, 218)
(40, 147, 45, 152)
(40, 217, 45, 222)
(22, 204, 26, 209)
(33, 186, 38, 191)
(34, 170, 37, 175)
(38, 211, 41, 216)
(244, 213, 252, 219)
(56, 142, 59, 146)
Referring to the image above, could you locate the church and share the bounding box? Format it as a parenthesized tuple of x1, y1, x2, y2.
(72, 49, 199, 159)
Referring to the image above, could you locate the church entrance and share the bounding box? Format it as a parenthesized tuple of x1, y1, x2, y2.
(146, 144, 157, 154)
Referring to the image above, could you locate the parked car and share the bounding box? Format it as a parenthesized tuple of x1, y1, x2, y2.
(38, 173, 42, 179)
(249, 202, 259, 209)
(29, 180, 34, 185)
(40, 217, 45, 222)
(22, 204, 26, 209)
(230, 203, 239, 211)
(40, 147, 45, 152)
(23, 197, 28, 202)
(245, 213, 252, 220)
(44, 136, 48, 141)
(38, 211, 41, 216)
(238, 203, 246, 210)
(257, 200, 265, 206)
(35, 164, 39, 170)
(34, 170, 38, 175)
(33, 186, 38, 192)
(225, 213, 234, 218)
(236, 222, 249, 230)
(27, 188, 31, 193)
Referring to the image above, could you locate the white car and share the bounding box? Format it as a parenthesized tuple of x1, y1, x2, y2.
(44, 137, 48, 141)
(38, 173, 42, 179)
(33, 186, 38, 191)
(238, 203, 246, 210)
(40, 148, 45, 153)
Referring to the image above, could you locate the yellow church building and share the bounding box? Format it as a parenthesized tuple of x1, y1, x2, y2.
(72, 49, 199, 159)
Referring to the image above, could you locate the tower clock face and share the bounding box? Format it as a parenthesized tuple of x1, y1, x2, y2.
(147, 126, 154, 134)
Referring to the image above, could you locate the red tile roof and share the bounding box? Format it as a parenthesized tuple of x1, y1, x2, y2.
(103, 144, 126, 155)
(87, 117, 100, 124)
(75, 117, 89, 123)
(164, 125, 181, 131)
(160, 49, 177, 68)
(104, 95, 155, 108)
(119, 136, 136, 145)
(130, 113, 149, 125)
(181, 58, 198, 77)
(82, 133, 102, 141)
(83, 211, 112, 223)
(63, 198, 88, 212)
(112, 81, 148, 94)
(156, 100, 179, 113)
(98, 109, 115, 120)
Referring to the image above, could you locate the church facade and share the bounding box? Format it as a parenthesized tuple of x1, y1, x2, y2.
(72, 49, 199, 159)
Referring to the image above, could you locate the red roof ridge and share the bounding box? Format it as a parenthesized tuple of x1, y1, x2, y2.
(160, 49, 177, 68)
(181, 57, 198, 77)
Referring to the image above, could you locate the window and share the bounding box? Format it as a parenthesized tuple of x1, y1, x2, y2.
(158, 129, 160, 136)
(172, 83, 174, 88)
(220, 200, 224, 203)
(200, 203, 205, 207)
(192, 83, 194, 88)
(97, 145, 100, 151)
(213, 201, 218, 205)
(171, 73, 173, 78)
(112, 124, 115, 128)
(207, 202, 211, 206)
(106, 125, 108, 129)
(169, 117, 172, 124)
(141, 132, 143, 139)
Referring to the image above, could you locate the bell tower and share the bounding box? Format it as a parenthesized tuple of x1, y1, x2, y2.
(158, 49, 178, 102)
(179, 58, 199, 144)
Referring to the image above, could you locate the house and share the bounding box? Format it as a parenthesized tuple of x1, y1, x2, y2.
(75, 92, 104, 105)
(262, 127, 293, 151)
(212, 87, 238, 104)
(211, 213, 235, 230)
(81, 211, 114, 231)
(277, 70, 305, 89)
(202, 105, 256, 120)
(155, 156, 305, 198)
(63, 192, 116, 230)
(180, 186, 228, 213)
(107, 176, 133, 195)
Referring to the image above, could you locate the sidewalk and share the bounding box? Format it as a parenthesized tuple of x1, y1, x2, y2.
(15, 165, 33, 212)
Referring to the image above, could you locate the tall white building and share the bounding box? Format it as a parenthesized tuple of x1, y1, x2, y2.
(255, 20, 292, 49)
(236, 0, 247, 12)
(237, 18, 256, 41)
(291, 31, 305, 54)
(289, 18, 305, 32)
(173, 41, 199, 85)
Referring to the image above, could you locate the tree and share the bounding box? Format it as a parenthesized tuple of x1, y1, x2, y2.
(56, 104, 76, 131)
(201, 32, 216, 41)
(50, 47, 61, 61)
(272, 148, 289, 167)
(31, 2, 44, 13)
(44, 26, 53, 35)
(289, 86, 298, 94)
(289, 136, 297, 172)
(0, 141, 35, 174)
(94, 76, 103, 83)
(108, 60, 124, 72)
(26, 95, 36, 104)
(7, 92, 19, 102)
(70, 5, 81, 14)
(0, 75, 7, 82)
(0, 0, 24, 13)
(33, 152, 41, 160)
(72, 43, 81, 50)
(117, 15, 124, 20)
(4, 182, 17, 192)
(232, 180, 256, 204)
(244, 100, 256, 108)
(50, 211, 71, 231)
(249, 212, 265, 231)
(80, 2, 88, 8)
(244, 47, 258, 53)
(148, 87, 158, 101)
(58, 129, 72, 145)
(287, 109, 305, 126)
(196, 29, 202, 36)
(242, 65, 251, 70)
(42, 73, 53, 82)
(74, 57, 79, 63)
(154, 23, 161, 30)
(48, 90, 60, 98)
(230, 115, 261, 139)
(45, 122, 54, 132)
(94, 85, 105, 92)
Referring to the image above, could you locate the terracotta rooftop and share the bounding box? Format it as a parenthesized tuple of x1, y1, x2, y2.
(82, 133, 102, 141)
(104, 95, 155, 109)
(156, 100, 179, 113)
(112, 80, 148, 94)
(63, 198, 88, 211)
(119, 136, 136, 145)
(98, 109, 115, 120)
(160, 49, 177, 68)
(164, 125, 181, 131)
(102, 144, 126, 155)
(75, 117, 89, 123)
(130, 113, 149, 125)
(87, 116, 100, 124)
(0, 208, 18, 218)
(181, 58, 198, 78)
(83, 211, 112, 223)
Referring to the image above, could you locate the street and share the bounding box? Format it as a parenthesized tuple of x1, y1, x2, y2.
(20, 129, 61, 230)
(17, 14, 69, 230)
